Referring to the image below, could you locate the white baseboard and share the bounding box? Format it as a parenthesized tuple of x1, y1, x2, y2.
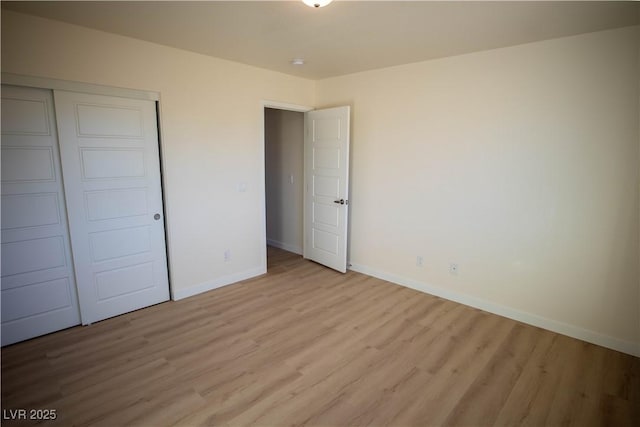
(267, 238, 302, 255)
(349, 262, 640, 357)
(172, 266, 266, 301)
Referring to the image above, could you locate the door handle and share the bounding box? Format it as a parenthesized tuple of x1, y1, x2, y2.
(333, 199, 345, 205)
(154, 213, 161, 220)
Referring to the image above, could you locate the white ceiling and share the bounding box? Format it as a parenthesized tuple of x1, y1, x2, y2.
(3, 1, 639, 80)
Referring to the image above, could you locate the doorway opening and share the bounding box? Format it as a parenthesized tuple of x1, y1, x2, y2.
(261, 102, 351, 273)
(264, 107, 305, 268)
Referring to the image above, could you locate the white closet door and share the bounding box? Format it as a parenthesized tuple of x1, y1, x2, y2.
(54, 91, 169, 324)
(1, 85, 81, 345)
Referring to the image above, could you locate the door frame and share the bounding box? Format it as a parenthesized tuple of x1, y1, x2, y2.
(1, 72, 176, 300)
(259, 100, 313, 271)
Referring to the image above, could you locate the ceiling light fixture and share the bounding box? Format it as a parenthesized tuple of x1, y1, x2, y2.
(291, 58, 305, 66)
(302, 0, 333, 8)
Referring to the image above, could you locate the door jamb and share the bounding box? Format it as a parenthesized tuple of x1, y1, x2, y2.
(2, 72, 159, 101)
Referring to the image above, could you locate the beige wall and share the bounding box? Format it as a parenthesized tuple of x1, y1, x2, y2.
(264, 108, 304, 254)
(317, 25, 640, 353)
(1, 11, 316, 298)
(2, 9, 638, 354)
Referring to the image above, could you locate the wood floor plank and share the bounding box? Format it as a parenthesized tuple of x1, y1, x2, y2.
(492, 331, 566, 426)
(439, 323, 541, 425)
(1, 246, 637, 427)
(387, 311, 516, 426)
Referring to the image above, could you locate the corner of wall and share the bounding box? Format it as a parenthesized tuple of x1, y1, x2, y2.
(172, 266, 266, 301)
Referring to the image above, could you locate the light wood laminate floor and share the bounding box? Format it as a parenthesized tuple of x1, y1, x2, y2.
(2, 247, 639, 426)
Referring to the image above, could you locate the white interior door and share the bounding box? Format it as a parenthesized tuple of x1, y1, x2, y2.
(303, 106, 350, 273)
(54, 90, 169, 324)
(1, 85, 81, 345)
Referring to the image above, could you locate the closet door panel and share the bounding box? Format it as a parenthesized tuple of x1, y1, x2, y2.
(1, 85, 81, 346)
(54, 91, 169, 324)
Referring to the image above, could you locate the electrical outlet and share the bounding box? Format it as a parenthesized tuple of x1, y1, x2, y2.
(224, 249, 231, 262)
(416, 256, 424, 267)
(449, 263, 459, 275)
